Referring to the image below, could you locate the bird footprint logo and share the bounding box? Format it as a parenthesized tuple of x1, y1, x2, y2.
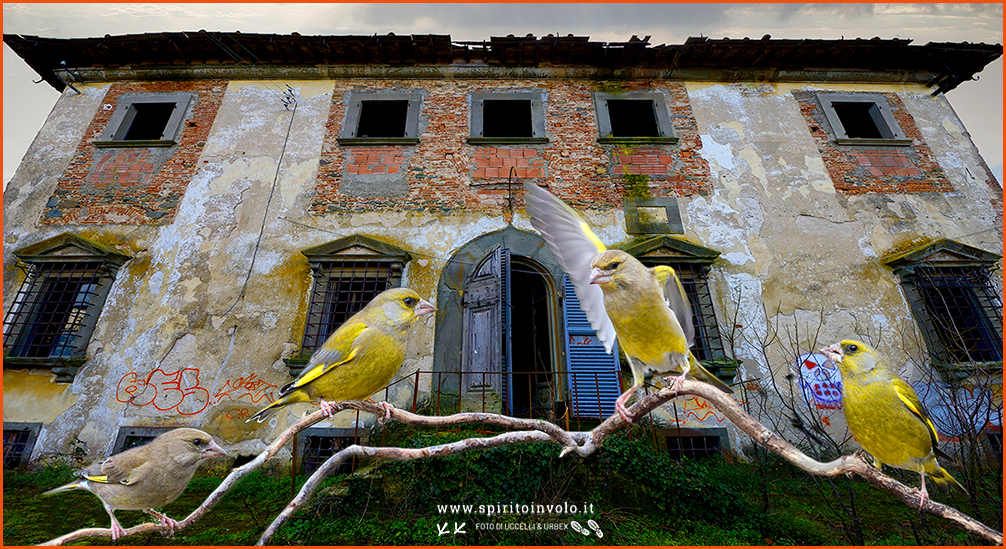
(570, 520, 590, 536)
(587, 519, 603, 538)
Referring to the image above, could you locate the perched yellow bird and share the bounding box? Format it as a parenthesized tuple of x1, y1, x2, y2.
(43, 428, 225, 540)
(821, 340, 965, 504)
(524, 182, 732, 422)
(248, 287, 435, 423)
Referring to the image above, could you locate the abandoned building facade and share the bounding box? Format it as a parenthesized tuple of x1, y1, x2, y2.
(3, 32, 1002, 470)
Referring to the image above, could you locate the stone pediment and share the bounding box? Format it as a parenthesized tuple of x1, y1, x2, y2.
(301, 234, 412, 262)
(623, 235, 720, 264)
(13, 233, 131, 265)
(883, 238, 1001, 270)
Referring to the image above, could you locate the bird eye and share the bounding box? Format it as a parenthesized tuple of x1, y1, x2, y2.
(404, 297, 415, 306)
(610, 261, 621, 269)
(847, 344, 858, 354)
(192, 438, 206, 448)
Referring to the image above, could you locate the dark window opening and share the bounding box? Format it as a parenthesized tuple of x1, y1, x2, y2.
(987, 431, 1003, 461)
(831, 102, 884, 139)
(666, 434, 721, 460)
(112, 426, 174, 454)
(915, 266, 1003, 363)
(232, 455, 256, 468)
(3, 430, 32, 469)
(483, 100, 532, 138)
(301, 262, 394, 355)
(118, 434, 157, 452)
(301, 435, 358, 476)
(4, 262, 104, 359)
(123, 103, 176, 141)
(607, 100, 660, 137)
(356, 100, 409, 138)
(508, 266, 554, 419)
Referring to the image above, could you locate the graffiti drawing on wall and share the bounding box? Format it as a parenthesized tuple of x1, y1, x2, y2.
(798, 352, 843, 410)
(211, 373, 277, 406)
(116, 368, 210, 415)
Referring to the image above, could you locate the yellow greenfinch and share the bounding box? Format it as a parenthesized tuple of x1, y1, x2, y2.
(42, 428, 225, 540)
(524, 182, 733, 423)
(821, 340, 966, 504)
(248, 287, 435, 423)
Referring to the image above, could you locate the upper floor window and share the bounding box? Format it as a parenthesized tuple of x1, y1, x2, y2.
(594, 92, 677, 144)
(885, 239, 1003, 378)
(3, 234, 130, 382)
(468, 91, 548, 144)
(93, 92, 196, 148)
(816, 92, 911, 146)
(338, 91, 422, 146)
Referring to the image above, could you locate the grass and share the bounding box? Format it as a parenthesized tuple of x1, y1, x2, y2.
(3, 432, 1002, 546)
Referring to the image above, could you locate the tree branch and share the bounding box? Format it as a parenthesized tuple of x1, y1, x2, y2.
(38, 386, 1003, 546)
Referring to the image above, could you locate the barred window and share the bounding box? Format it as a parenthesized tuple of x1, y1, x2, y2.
(668, 262, 727, 362)
(4, 262, 104, 359)
(662, 428, 727, 460)
(295, 428, 361, 475)
(301, 261, 396, 354)
(3, 234, 130, 382)
(3, 422, 42, 470)
(913, 266, 1003, 363)
(296, 235, 411, 360)
(885, 239, 1003, 374)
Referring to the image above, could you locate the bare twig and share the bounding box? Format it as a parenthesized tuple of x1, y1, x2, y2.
(38, 387, 1003, 546)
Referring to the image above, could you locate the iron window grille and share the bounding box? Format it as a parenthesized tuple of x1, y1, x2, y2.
(912, 265, 1003, 365)
(663, 428, 728, 460)
(295, 428, 361, 476)
(300, 261, 397, 355)
(112, 426, 176, 453)
(3, 422, 42, 470)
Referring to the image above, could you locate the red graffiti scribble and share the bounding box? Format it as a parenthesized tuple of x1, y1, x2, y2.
(568, 335, 599, 346)
(225, 407, 253, 420)
(115, 368, 210, 415)
(211, 373, 277, 405)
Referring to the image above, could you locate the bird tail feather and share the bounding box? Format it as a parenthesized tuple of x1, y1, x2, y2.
(245, 391, 308, 424)
(689, 354, 734, 394)
(929, 466, 967, 495)
(42, 481, 82, 496)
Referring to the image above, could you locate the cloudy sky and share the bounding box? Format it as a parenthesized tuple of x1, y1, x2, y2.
(4, 3, 1003, 186)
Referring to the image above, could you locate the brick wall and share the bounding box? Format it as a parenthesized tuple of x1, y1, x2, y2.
(42, 81, 225, 225)
(793, 91, 952, 194)
(310, 80, 711, 215)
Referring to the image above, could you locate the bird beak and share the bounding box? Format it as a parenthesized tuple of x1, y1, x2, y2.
(415, 299, 437, 317)
(819, 344, 842, 364)
(589, 267, 610, 285)
(204, 440, 227, 458)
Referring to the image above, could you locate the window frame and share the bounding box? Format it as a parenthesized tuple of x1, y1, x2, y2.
(594, 92, 678, 144)
(3, 234, 130, 383)
(3, 422, 42, 470)
(286, 235, 411, 376)
(93, 92, 196, 148)
(294, 427, 364, 475)
(885, 240, 1003, 380)
(816, 92, 912, 146)
(337, 90, 422, 146)
(468, 91, 548, 144)
(112, 426, 176, 453)
(659, 427, 728, 460)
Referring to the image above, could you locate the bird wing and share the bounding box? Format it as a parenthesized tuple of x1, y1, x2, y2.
(97, 448, 155, 485)
(891, 377, 940, 450)
(651, 265, 695, 348)
(523, 182, 617, 353)
(288, 322, 369, 390)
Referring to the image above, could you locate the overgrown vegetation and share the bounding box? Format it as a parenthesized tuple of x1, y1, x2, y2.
(4, 429, 1001, 545)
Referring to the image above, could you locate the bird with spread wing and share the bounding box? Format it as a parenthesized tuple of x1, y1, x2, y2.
(524, 182, 733, 422)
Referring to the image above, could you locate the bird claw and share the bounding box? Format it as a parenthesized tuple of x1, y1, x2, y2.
(376, 401, 394, 424)
(318, 400, 338, 418)
(109, 519, 127, 541)
(146, 509, 178, 537)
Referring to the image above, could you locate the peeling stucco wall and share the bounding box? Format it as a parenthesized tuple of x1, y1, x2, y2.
(4, 74, 1001, 463)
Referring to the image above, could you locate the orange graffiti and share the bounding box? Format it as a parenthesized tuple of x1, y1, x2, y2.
(211, 373, 277, 405)
(669, 395, 750, 424)
(115, 368, 210, 415)
(224, 407, 253, 420)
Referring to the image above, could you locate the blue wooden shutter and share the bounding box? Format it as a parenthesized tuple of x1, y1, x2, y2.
(562, 274, 621, 419)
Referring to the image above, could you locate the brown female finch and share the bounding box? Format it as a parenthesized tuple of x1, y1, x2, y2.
(43, 428, 225, 540)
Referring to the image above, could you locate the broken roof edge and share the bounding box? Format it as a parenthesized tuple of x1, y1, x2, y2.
(4, 31, 1001, 94)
